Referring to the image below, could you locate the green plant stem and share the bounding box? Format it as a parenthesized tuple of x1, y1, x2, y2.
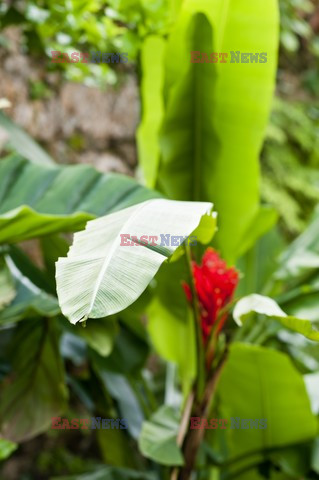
(184, 244, 205, 397)
(205, 297, 238, 372)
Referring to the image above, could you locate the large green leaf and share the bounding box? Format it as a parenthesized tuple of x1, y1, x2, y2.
(0, 319, 68, 442)
(211, 343, 317, 463)
(0, 154, 159, 245)
(154, 0, 279, 261)
(139, 406, 184, 466)
(137, 35, 166, 187)
(0, 112, 55, 166)
(233, 294, 319, 341)
(56, 199, 214, 324)
(147, 258, 197, 396)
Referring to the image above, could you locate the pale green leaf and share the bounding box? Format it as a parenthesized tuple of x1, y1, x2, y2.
(233, 294, 319, 341)
(139, 406, 184, 466)
(56, 199, 214, 324)
(73, 318, 118, 357)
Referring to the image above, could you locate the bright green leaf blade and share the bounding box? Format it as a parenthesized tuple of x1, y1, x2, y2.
(139, 406, 184, 466)
(137, 35, 166, 187)
(158, 12, 217, 202)
(0, 154, 159, 245)
(0, 319, 68, 442)
(233, 294, 319, 341)
(0, 438, 17, 461)
(0, 112, 55, 166)
(56, 199, 214, 324)
(211, 343, 317, 461)
(147, 258, 197, 396)
(234, 206, 278, 260)
(157, 1, 279, 261)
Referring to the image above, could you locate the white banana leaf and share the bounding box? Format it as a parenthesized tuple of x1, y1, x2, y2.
(56, 199, 214, 324)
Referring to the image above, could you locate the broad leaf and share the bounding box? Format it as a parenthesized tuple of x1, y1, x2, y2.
(0, 319, 68, 442)
(137, 35, 166, 187)
(56, 199, 214, 324)
(155, 1, 279, 261)
(210, 343, 317, 462)
(147, 258, 197, 396)
(233, 294, 319, 341)
(139, 406, 184, 466)
(0, 112, 55, 166)
(0, 154, 159, 245)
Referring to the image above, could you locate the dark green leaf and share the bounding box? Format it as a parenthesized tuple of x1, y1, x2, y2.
(0, 154, 159, 244)
(0, 319, 68, 442)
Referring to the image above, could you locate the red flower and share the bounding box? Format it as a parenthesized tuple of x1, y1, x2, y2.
(183, 248, 239, 343)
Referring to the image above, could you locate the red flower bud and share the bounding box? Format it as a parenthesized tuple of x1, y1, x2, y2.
(183, 248, 239, 343)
